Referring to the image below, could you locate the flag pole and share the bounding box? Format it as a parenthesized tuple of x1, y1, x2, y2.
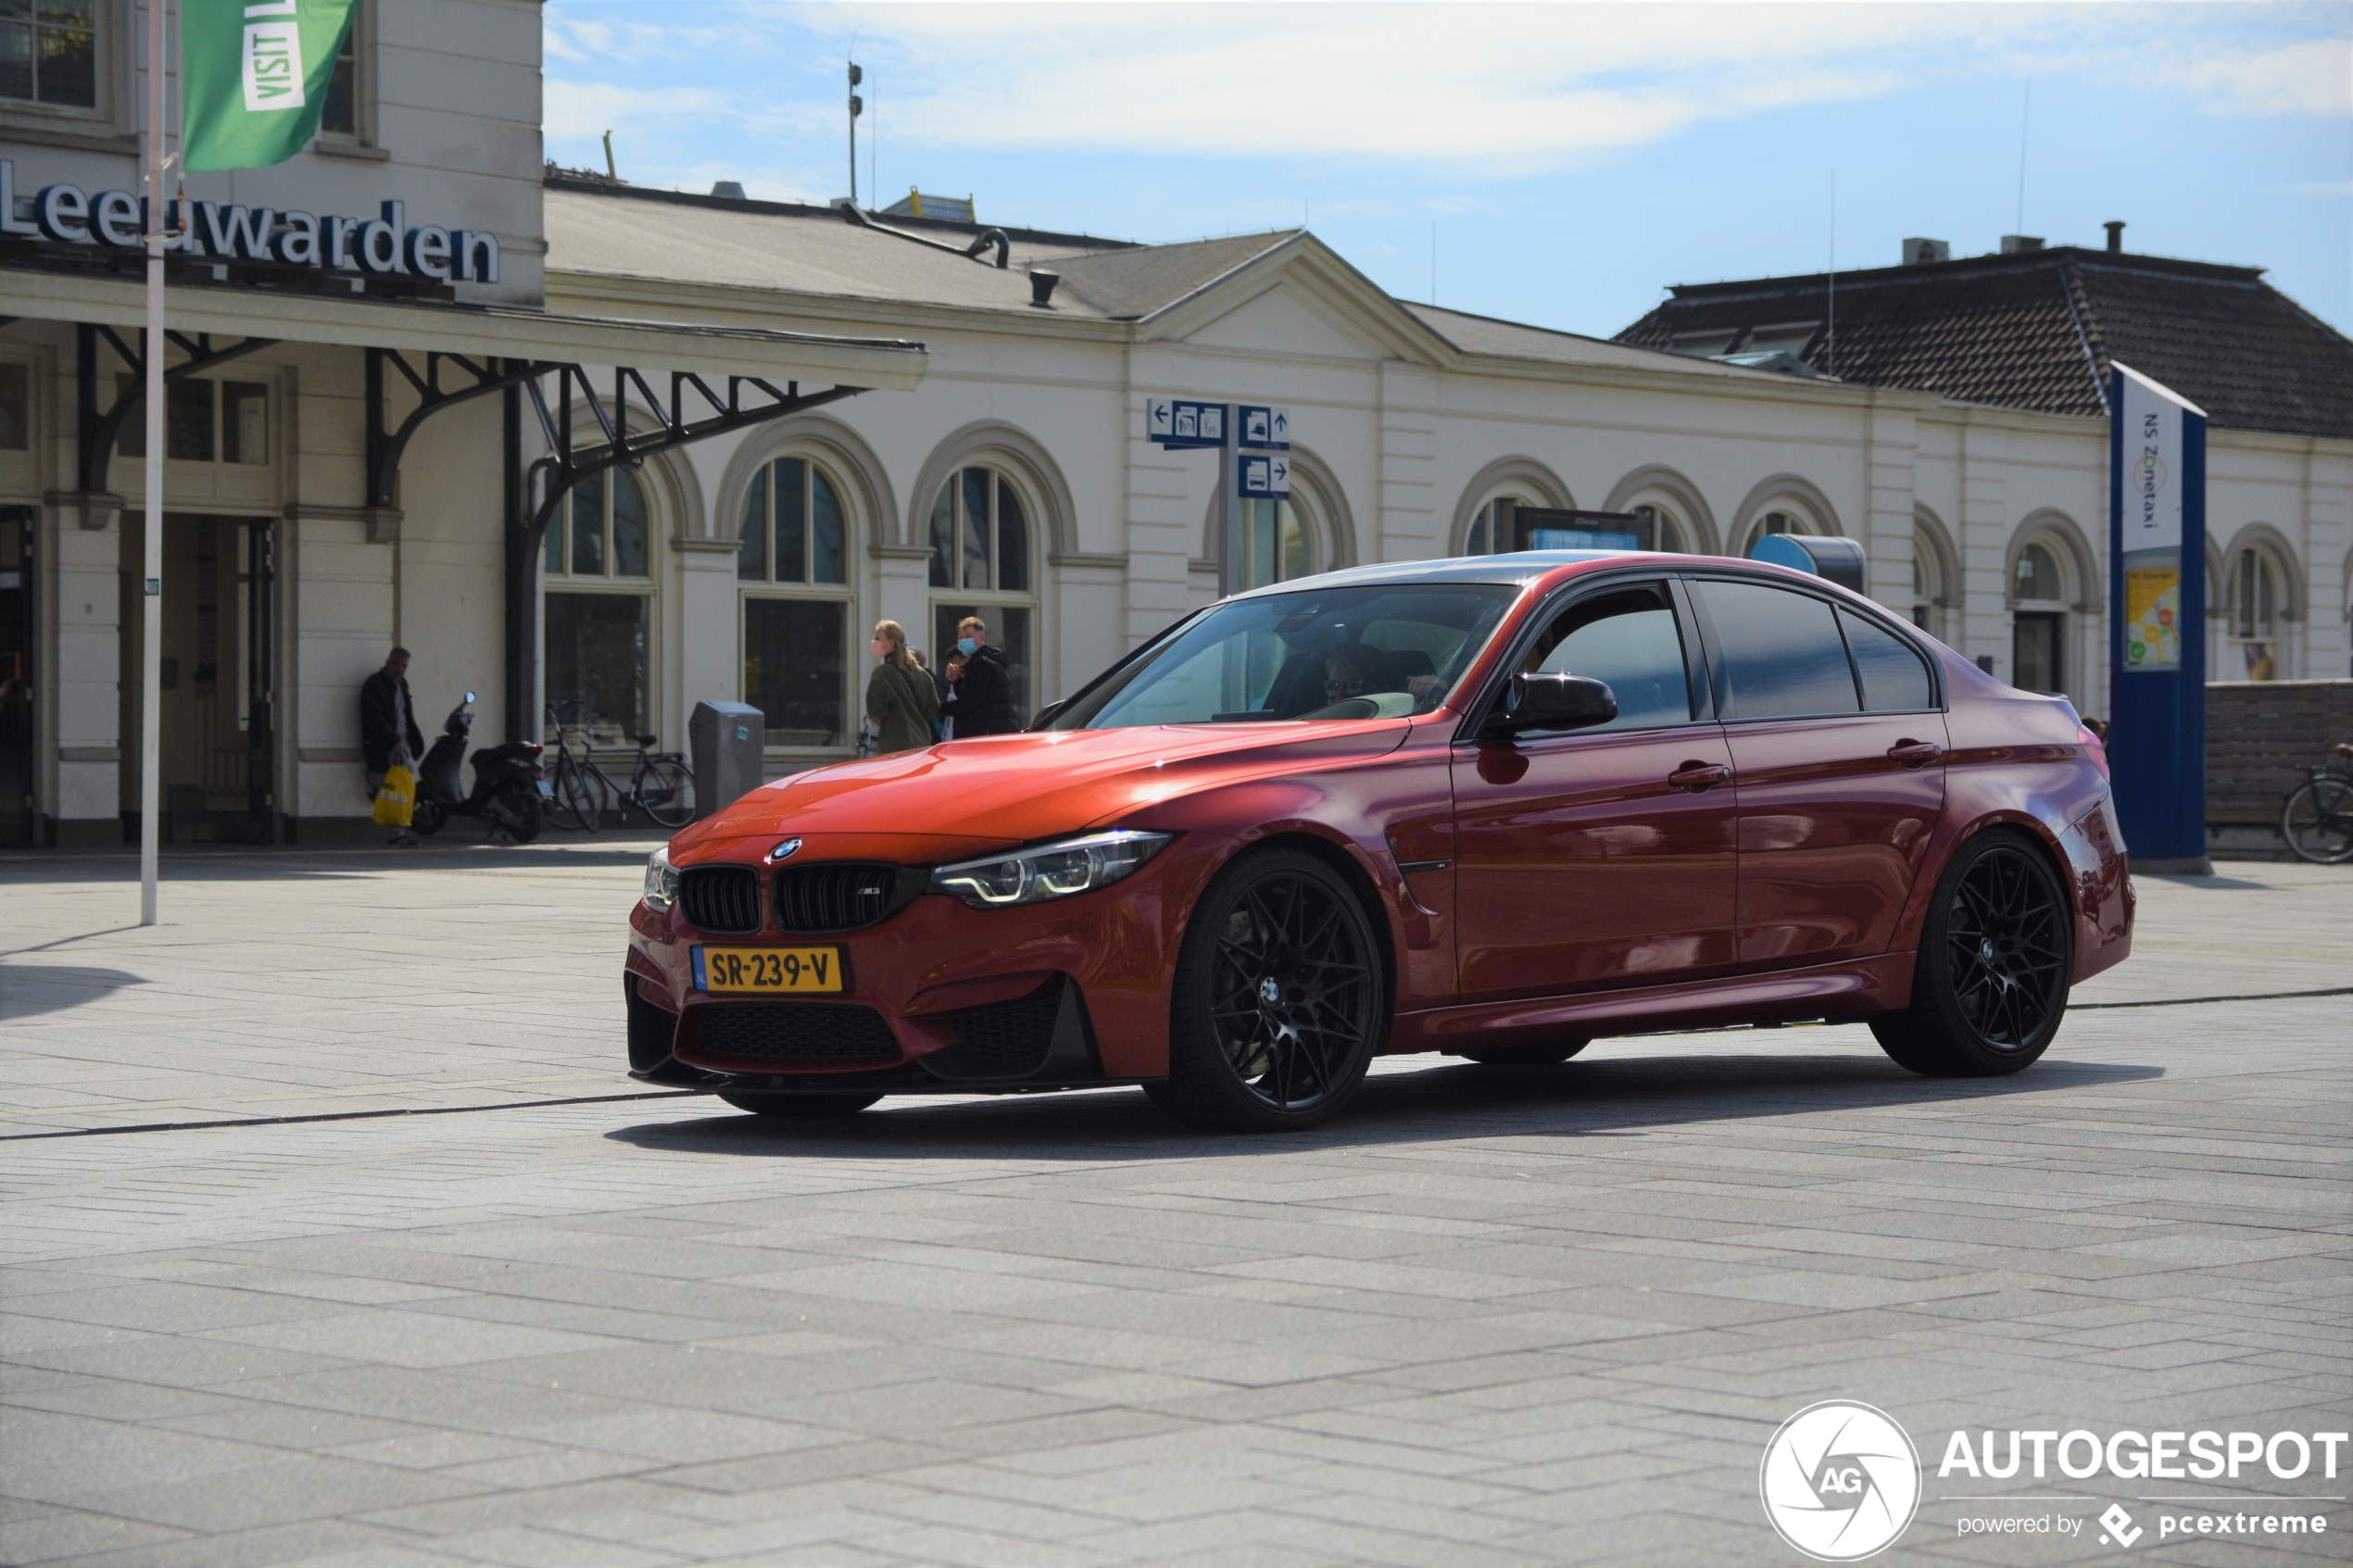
(139, 0, 165, 925)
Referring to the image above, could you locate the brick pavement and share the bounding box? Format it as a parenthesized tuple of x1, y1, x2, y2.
(2, 851, 2347, 1565)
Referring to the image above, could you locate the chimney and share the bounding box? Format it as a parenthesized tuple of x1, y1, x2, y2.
(2104, 220, 2125, 254)
(2000, 234, 2045, 255)
(1901, 237, 1951, 267)
(1028, 270, 1061, 308)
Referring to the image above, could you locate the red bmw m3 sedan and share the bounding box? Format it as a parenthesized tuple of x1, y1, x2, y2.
(623, 551, 2133, 1132)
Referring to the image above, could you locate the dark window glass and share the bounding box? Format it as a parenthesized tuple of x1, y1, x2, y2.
(3, 0, 94, 107)
(545, 591, 647, 746)
(736, 466, 766, 582)
(811, 465, 844, 584)
(610, 468, 648, 577)
(221, 382, 266, 465)
(959, 467, 989, 590)
(1696, 578, 1858, 721)
(0, 362, 27, 450)
(1840, 608, 1931, 712)
(1529, 585, 1692, 730)
(166, 379, 214, 461)
(2013, 612, 2062, 694)
(997, 481, 1027, 593)
(926, 483, 953, 587)
(744, 597, 845, 746)
(570, 470, 604, 576)
(0, 24, 31, 103)
(774, 457, 805, 583)
(320, 16, 358, 136)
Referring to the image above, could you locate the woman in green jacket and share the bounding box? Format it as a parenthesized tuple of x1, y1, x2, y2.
(864, 620, 939, 755)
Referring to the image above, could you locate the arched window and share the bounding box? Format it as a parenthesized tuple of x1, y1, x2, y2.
(1632, 503, 1685, 554)
(2231, 546, 2283, 681)
(930, 465, 1037, 718)
(738, 456, 855, 750)
(1464, 495, 1527, 556)
(544, 466, 654, 747)
(1738, 506, 1817, 557)
(2011, 540, 2069, 696)
(1239, 496, 1318, 585)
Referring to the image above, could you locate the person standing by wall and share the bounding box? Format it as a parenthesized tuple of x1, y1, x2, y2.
(359, 647, 425, 847)
(948, 616, 1020, 736)
(864, 620, 939, 756)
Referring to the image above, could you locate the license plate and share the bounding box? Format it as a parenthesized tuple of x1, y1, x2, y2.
(695, 946, 845, 994)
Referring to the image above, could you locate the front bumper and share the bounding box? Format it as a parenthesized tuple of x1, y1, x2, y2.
(622, 834, 1229, 1091)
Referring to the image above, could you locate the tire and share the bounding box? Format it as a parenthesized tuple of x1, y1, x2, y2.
(494, 786, 544, 845)
(643, 759, 695, 829)
(719, 1090, 883, 1119)
(1871, 829, 2072, 1076)
(1455, 1038, 1590, 1067)
(547, 759, 598, 833)
(2281, 775, 2353, 864)
(1149, 847, 1387, 1133)
(409, 797, 447, 836)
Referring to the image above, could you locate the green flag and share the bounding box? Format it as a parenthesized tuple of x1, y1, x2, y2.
(181, 0, 361, 172)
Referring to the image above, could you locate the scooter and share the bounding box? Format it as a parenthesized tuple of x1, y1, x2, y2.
(410, 692, 547, 843)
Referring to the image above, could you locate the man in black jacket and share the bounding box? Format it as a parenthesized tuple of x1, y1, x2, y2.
(946, 616, 1020, 736)
(360, 647, 426, 845)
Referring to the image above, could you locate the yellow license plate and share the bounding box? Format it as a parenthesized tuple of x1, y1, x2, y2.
(696, 946, 845, 994)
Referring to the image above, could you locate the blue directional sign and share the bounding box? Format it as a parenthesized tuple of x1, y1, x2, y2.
(1237, 451, 1291, 499)
(1147, 397, 1227, 448)
(1238, 404, 1290, 451)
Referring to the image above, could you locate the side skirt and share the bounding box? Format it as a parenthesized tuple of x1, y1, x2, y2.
(1390, 952, 1918, 1054)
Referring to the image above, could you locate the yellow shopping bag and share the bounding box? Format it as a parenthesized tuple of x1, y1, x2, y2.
(372, 762, 415, 827)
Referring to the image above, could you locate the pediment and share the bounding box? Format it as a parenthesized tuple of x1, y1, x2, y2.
(1181, 281, 1384, 360)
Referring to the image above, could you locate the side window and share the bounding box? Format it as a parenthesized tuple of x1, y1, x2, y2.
(1525, 584, 1692, 730)
(1693, 579, 1858, 721)
(1840, 608, 1933, 712)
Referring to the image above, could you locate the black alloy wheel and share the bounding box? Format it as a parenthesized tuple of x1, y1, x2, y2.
(719, 1090, 883, 1119)
(1872, 829, 2072, 1076)
(1455, 1038, 1591, 1067)
(1150, 847, 1385, 1133)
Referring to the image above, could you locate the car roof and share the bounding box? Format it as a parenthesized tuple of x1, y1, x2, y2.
(1229, 550, 1639, 598)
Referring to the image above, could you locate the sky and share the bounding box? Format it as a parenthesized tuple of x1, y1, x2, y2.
(540, 2, 2353, 338)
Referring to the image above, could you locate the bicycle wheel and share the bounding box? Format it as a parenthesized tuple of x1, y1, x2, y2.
(548, 758, 599, 833)
(2281, 775, 2353, 864)
(641, 759, 695, 829)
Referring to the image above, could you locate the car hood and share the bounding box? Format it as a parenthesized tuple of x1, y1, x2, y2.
(674, 721, 1416, 859)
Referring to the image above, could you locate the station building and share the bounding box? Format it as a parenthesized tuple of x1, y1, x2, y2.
(4, 1, 2347, 847)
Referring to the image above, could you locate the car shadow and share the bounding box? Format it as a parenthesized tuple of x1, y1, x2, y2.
(0, 964, 149, 1021)
(603, 1047, 2165, 1162)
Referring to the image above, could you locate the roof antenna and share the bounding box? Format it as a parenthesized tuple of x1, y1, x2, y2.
(1826, 169, 1835, 378)
(2015, 80, 2030, 235)
(848, 57, 864, 209)
(601, 129, 616, 182)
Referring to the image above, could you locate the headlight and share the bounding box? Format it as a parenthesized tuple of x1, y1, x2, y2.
(929, 830, 1171, 909)
(643, 845, 680, 914)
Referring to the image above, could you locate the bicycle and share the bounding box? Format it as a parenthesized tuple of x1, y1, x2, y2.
(2279, 741, 2353, 864)
(543, 709, 695, 832)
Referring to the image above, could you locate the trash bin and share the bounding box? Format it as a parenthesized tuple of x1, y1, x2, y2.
(1748, 533, 1868, 594)
(688, 701, 766, 822)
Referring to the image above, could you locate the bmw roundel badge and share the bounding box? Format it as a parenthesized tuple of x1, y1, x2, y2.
(767, 837, 802, 862)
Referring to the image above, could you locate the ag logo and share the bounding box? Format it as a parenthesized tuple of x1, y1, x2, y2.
(1760, 1400, 1921, 1561)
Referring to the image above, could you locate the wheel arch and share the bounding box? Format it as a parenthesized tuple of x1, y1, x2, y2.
(1190, 827, 1403, 1035)
(1890, 810, 2081, 967)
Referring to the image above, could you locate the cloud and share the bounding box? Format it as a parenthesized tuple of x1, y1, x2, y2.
(545, 2, 2352, 179)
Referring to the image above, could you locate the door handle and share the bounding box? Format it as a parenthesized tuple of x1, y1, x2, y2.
(1887, 739, 1943, 767)
(1667, 760, 1732, 792)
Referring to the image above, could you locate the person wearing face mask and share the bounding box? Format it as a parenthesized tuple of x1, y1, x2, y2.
(945, 616, 1020, 736)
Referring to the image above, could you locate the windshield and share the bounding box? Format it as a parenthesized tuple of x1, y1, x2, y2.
(1051, 584, 1516, 730)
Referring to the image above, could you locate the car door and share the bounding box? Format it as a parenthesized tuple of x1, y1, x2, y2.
(1684, 574, 1947, 971)
(1451, 577, 1741, 1004)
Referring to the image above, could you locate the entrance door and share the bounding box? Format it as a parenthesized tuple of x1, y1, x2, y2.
(2013, 611, 2063, 695)
(1451, 579, 1741, 1003)
(0, 508, 31, 845)
(120, 514, 277, 843)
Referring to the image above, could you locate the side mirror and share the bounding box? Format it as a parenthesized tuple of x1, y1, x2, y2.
(464, 691, 476, 704)
(1027, 698, 1068, 730)
(1484, 672, 1617, 738)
